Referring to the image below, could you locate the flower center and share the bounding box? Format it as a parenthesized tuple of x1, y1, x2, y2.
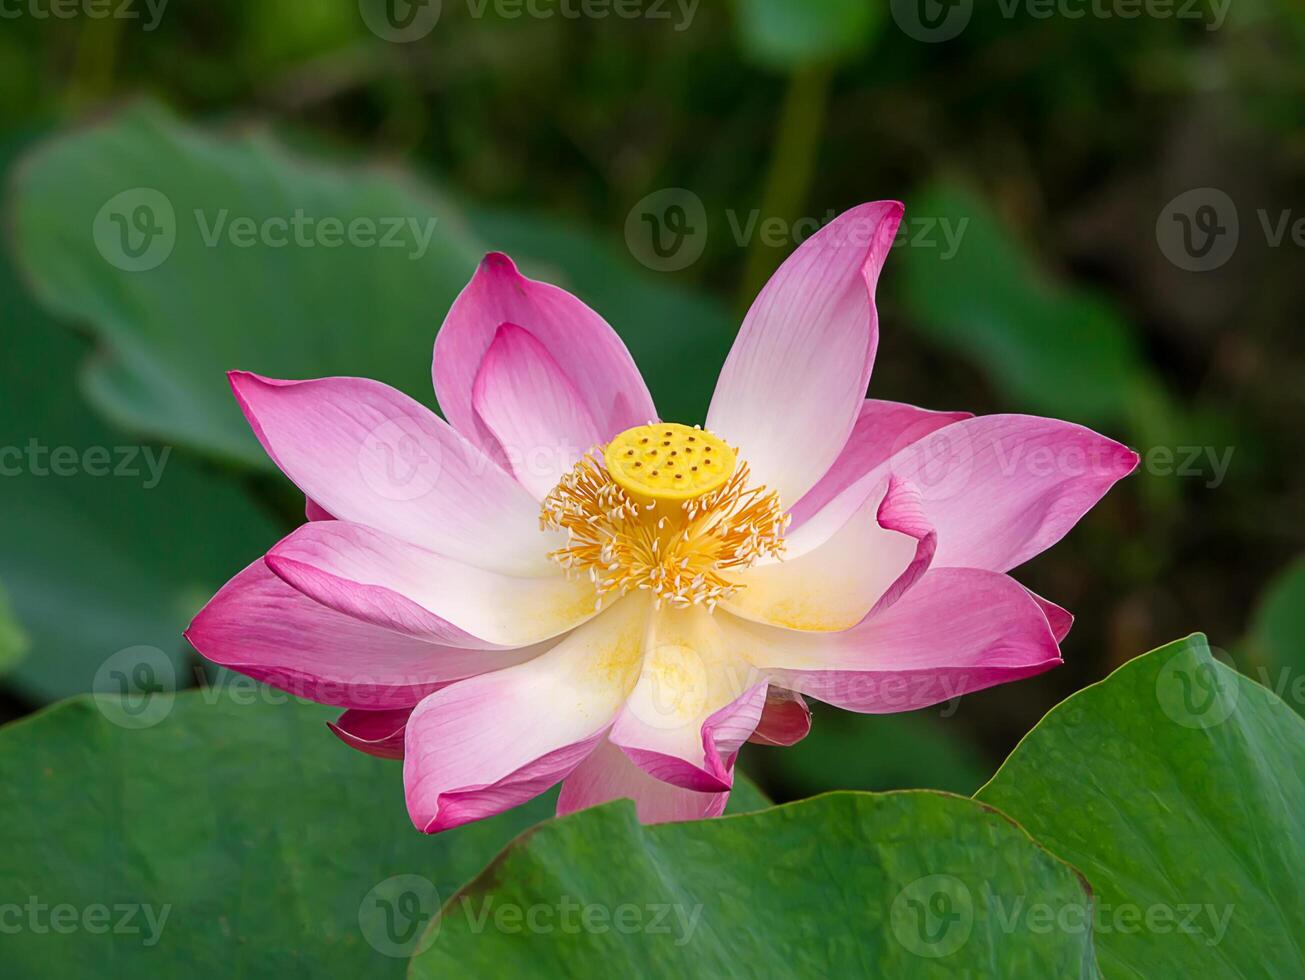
(604, 422, 736, 501)
(540, 424, 788, 610)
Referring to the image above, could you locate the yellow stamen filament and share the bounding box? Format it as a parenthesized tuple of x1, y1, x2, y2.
(541, 429, 788, 610)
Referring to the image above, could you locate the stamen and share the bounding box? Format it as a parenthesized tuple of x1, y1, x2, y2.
(540, 430, 788, 608)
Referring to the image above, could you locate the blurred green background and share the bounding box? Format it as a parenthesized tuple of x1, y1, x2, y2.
(1, 0, 1303, 803)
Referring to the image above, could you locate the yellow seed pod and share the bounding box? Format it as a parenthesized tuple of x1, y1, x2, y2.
(604, 423, 736, 502)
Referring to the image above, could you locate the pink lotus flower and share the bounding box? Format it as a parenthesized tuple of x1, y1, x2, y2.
(186, 201, 1137, 832)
